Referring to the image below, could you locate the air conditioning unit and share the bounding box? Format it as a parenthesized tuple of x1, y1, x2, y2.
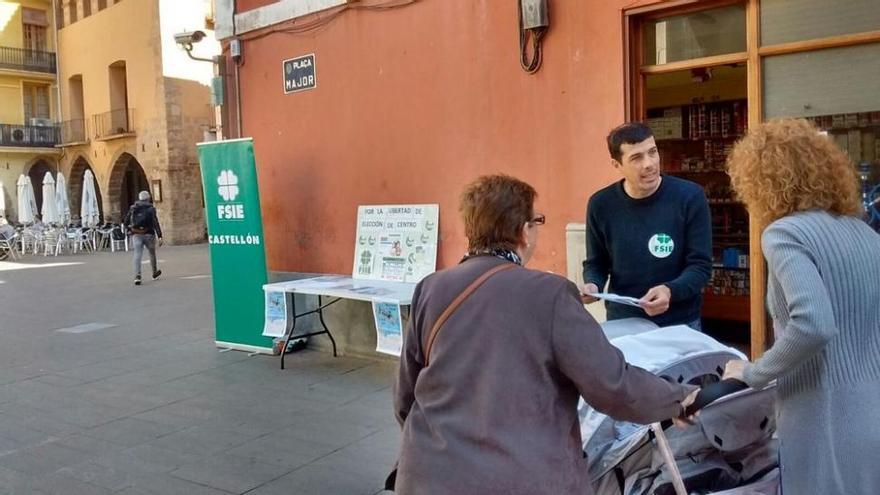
(29, 118, 54, 127)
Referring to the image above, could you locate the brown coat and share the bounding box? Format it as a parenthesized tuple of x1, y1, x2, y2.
(393, 255, 690, 494)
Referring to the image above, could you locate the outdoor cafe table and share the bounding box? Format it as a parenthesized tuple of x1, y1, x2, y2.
(263, 275, 416, 368)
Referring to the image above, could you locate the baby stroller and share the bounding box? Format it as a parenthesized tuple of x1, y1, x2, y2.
(581, 320, 779, 495)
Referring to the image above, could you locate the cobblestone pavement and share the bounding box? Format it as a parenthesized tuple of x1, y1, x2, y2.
(0, 245, 399, 494)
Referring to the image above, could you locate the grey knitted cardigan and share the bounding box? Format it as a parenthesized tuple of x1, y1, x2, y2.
(742, 210, 880, 494)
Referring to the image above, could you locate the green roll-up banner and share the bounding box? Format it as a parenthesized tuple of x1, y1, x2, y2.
(197, 138, 273, 353)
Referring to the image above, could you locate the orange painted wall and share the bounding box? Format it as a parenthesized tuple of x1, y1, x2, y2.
(235, 0, 662, 275)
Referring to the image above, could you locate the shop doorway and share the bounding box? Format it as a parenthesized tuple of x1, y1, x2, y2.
(628, 2, 751, 349)
(627, 0, 880, 358)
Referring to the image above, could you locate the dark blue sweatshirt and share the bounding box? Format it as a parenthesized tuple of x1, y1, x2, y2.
(583, 175, 712, 326)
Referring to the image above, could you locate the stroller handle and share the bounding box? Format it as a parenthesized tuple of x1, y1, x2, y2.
(685, 378, 748, 416)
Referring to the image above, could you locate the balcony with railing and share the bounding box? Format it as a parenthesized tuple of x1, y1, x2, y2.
(0, 123, 60, 148)
(60, 118, 87, 145)
(0, 46, 57, 74)
(92, 109, 135, 139)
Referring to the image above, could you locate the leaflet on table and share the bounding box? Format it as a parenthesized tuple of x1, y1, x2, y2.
(320, 284, 396, 297)
(262, 290, 288, 338)
(591, 292, 643, 308)
(279, 275, 348, 290)
(373, 300, 403, 356)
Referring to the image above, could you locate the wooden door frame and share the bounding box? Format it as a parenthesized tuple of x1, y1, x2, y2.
(624, 0, 768, 359)
(624, 1, 880, 359)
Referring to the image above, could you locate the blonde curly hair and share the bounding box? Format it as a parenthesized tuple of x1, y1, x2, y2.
(726, 118, 864, 227)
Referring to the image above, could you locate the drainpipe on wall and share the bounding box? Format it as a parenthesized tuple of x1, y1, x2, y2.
(51, 0, 64, 164)
(232, 0, 242, 138)
(234, 55, 242, 138)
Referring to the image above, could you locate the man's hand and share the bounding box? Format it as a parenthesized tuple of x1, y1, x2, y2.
(673, 387, 700, 429)
(578, 283, 600, 304)
(157, 237, 164, 247)
(640, 285, 671, 316)
(723, 359, 748, 381)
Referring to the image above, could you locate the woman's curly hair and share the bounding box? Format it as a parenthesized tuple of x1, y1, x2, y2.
(726, 118, 864, 227)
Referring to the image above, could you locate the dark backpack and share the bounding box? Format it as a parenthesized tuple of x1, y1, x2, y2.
(129, 205, 152, 234)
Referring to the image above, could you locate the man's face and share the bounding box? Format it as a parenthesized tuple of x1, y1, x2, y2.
(613, 136, 661, 198)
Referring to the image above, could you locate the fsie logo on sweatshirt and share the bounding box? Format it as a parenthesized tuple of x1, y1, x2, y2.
(649, 233, 674, 258)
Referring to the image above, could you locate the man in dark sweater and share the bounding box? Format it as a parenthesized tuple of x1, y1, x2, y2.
(581, 123, 712, 328)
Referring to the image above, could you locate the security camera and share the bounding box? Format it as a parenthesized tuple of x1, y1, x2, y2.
(173, 30, 206, 47)
(175, 30, 217, 64)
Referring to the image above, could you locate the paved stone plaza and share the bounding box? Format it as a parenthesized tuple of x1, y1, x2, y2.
(0, 245, 398, 494)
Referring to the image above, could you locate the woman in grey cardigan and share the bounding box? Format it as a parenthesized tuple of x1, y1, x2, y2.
(724, 119, 880, 494)
(392, 175, 696, 494)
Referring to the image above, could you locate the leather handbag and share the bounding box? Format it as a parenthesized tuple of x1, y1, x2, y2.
(423, 262, 515, 366)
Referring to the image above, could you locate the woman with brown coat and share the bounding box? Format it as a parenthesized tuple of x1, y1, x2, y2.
(393, 175, 696, 494)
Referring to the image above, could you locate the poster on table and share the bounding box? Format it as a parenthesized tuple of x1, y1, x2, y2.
(372, 300, 403, 356)
(353, 204, 439, 283)
(262, 290, 288, 338)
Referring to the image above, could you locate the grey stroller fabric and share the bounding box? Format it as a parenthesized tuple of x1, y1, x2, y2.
(697, 387, 776, 453)
(640, 452, 740, 495)
(710, 469, 780, 495)
(582, 323, 779, 495)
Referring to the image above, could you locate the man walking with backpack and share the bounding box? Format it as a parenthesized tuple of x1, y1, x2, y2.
(124, 191, 162, 286)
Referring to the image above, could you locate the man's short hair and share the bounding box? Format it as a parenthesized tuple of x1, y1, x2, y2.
(138, 191, 151, 201)
(607, 122, 654, 161)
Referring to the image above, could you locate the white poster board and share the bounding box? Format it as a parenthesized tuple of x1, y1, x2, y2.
(372, 300, 403, 356)
(262, 290, 288, 338)
(353, 205, 439, 284)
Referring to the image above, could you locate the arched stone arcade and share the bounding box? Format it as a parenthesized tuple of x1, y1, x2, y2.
(68, 155, 104, 224)
(107, 151, 149, 222)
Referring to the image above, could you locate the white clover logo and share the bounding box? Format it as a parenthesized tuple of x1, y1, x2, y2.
(218, 170, 239, 202)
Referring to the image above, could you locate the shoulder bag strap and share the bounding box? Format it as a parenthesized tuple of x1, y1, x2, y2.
(423, 262, 516, 366)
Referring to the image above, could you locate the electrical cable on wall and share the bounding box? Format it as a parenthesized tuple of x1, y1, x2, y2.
(239, 0, 423, 42)
(519, 0, 549, 74)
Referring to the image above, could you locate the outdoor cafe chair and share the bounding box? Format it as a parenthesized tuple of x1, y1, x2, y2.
(96, 224, 114, 251)
(42, 227, 65, 257)
(66, 227, 93, 254)
(108, 225, 128, 252)
(0, 232, 20, 260)
(96, 224, 127, 252)
(20, 227, 42, 255)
